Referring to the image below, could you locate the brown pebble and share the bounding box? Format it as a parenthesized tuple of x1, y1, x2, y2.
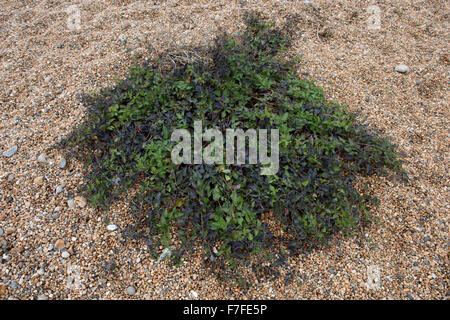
(0, 285, 8, 297)
(55, 239, 65, 250)
(34, 176, 44, 185)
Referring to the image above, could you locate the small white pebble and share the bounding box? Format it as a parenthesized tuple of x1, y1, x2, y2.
(107, 224, 118, 231)
(395, 64, 410, 74)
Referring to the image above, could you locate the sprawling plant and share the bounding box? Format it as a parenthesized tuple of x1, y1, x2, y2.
(68, 15, 403, 261)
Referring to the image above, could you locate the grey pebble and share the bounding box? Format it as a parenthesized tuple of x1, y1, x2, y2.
(3, 145, 18, 157)
(38, 153, 47, 163)
(37, 294, 48, 300)
(61, 251, 70, 258)
(157, 247, 172, 262)
(118, 34, 126, 42)
(395, 64, 410, 74)
(0, 227, 4, 236)
(7, 174, 14, 182)
(58, 158, 67, 169)
(67, 199, 75, 209)
(126, 286, 136, 296)
(55, 183, 65, 195)
(9, 281, 19, 289)
(423, 236, 431, 242)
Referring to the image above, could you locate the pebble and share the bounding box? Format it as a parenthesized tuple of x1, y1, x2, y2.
(37, 153, 47, 163)
(118, 34, 126, 42)
(130, 23, 136, 29)
(55, 239, 65, 250)
(0, 285, 8, 296)
(61, 251, 70, 258)
(3, 145, 18, 157)
(0, 228, 3, 236)
(395, 64, 410, 74)
(55, 183, 65, 195)
(9, 281, 19, 289)
(126, 286, 136, 296)
(58, 158, 67, 169)
(106, 224, 118, 231)
(7, 174, 14, 182)
(37, 294, 48, 300)
(67, 199, 75, 209)
(157, 247, 173, 262)
(34, 176, 44, 185)
(190, 290, 199, 299)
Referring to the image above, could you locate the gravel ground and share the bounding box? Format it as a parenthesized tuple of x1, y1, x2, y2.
(0, 0, 448, 300)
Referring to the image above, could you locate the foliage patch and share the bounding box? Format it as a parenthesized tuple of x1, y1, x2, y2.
(65, 14, 403, 262)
